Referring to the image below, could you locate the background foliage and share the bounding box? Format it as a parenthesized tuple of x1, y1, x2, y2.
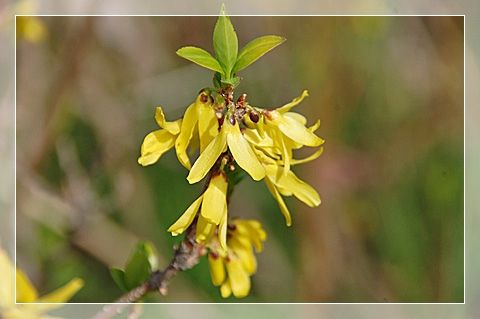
(16, 16, 464, 302)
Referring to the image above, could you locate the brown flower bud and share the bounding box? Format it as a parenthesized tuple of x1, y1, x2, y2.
(249, 111, 259, 123)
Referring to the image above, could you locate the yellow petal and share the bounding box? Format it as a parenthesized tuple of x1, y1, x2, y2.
(16, 268, 38, 302)
(252, 147, 278, 166)
(265, 178, 292, 226)
(226, 257, 250, 298)
(218, 206, 228, 251)
(276, 90, 309, 113)
(37, 278, 84, 303)
(236, 220, 267, 252)
(175, 103, 198, 169)
(275, 169, 321, 207)
(230, 239, 257, 275)
(196, 214, 216, 243)
(138, 130, 176, 166)
(276, 130, 291, 175)
(309, 119, 321, 133)
(208, 254, 225, 286)
(277, 115, 324, 147)
(288, 147, 324, 166)
(284, 111, 307, 125)
(168, 195, 203, 235)
(187, 128, 227, 184)
(197, 101, 218, 152)
(243, 128, 274, 148)
(225, 121, 265, 181)
(220, 280, 232, 298)
(155, 106, 181, 135)
(256, 114, 266, 138)
(200, 173, 228, 225)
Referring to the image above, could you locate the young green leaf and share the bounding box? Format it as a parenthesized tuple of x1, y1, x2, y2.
(110, 268, 128, 292)
(176, 46, 224, 74)
(124, 242, 157, 289)
(233, 35, 286, 73)
(213, 8, 238, 78)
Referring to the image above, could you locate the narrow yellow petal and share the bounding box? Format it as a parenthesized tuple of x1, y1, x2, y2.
(168, 195, 203, 236)
(155, 107, 181, 135)
(220, 280, 232, 298)
(200, 173, 228, 225)
(225, 121, 265, 181)
(138, 130, 176, 166)
(277, 131, 291, 176)
(256, 114, 266, 138)
(16, 268, 38, 302)
(309, 119, 321, 133)
(175, 103, 198, 169)
(252, 147, 278, 165)
(196, 214, 216, 243)
(226, 257, 250, 298)
(208, 254, 226, 286)
(288, 172, 321, 207)
(265, 178, 292, 226)
(238, 220, 267, 252)
(284, 111, 307, 125)
(37, 278, 84, 303)
(274, 168, 321, 207)
(277, 115, 324, 147)
(288, 147, 324, 166)
(243, 128, 274, 147)
(276, 90, 309, 113)
(187, 128, 227, 184)
(230, 239, 257, 275)
(197, 102, 218, 152)
(218, 205, 228, 251)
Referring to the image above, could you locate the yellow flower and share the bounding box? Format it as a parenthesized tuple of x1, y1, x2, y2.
(168, 172, 229, 249)
(0, 248, 83, 319)
(138, 91, 218, 168)
(263, 91, 323, 174)
(187, 115, 265, 184)
(264, 162, 321, 226)
(207, 219, 267, 298)
(138, 106, 182, 166)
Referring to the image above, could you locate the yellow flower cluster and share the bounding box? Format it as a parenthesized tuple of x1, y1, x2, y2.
(207, 219, 267, 298)
(0, 248, 83, 319)
(138, 89, 323, 297)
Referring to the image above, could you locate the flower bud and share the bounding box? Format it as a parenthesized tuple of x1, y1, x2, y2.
(249, 111, 259, 123)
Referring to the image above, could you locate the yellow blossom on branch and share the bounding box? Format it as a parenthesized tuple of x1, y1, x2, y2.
(207, 219, 267, 298)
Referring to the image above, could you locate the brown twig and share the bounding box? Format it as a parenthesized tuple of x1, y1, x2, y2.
(91, 170, 216, 319)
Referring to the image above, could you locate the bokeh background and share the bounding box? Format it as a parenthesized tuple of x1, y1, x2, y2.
(15, 16, 463, 303)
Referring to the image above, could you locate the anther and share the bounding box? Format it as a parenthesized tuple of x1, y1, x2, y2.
(249, 111, 259, 123)
(200, 93, 209, 103)
(229, 115, 236, 125)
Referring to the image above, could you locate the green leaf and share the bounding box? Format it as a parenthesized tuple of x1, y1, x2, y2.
(124, 242, 158, 289)
(213, 5, 238, 78)
(110, 268, 128, 292)
(233, 35, 286, 73)
(176, 46, 224, 74)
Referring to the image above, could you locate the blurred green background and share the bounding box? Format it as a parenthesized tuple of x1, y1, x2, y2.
(15, 16, 464, 302)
